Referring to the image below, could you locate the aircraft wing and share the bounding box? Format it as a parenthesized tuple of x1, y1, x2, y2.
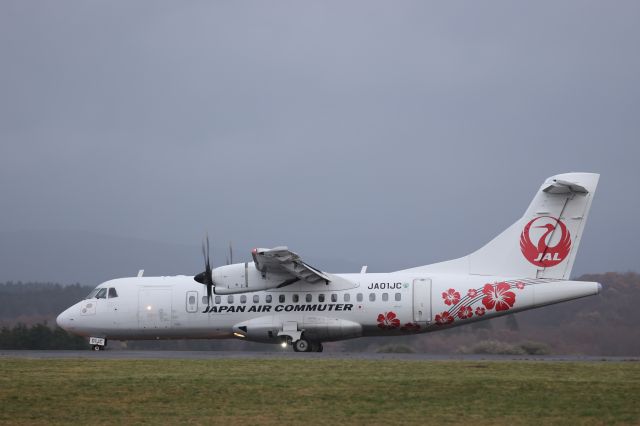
(251, 247, 331, 284)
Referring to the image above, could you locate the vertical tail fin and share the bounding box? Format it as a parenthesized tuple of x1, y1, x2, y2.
(404, 172, 599, 279)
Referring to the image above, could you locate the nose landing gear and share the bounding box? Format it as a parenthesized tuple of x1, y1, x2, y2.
(89, 337, 107, 351)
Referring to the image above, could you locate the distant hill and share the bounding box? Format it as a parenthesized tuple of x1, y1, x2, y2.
(1, 272, 638, 355)
(0, 282, 90, 326)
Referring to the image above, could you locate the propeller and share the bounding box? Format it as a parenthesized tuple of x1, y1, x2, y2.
(194, 235, 214, 313)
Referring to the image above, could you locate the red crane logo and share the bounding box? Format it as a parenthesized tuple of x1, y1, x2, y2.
(520, 216, 571, 267)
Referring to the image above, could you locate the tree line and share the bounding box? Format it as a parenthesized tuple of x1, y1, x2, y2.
(0, 322, 86, 349)
(0, 282, 90, 349)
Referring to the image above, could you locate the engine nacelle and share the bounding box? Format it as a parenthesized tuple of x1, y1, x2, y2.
(213, 262, 289, 295)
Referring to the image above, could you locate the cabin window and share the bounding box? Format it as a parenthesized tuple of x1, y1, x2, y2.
(108, 288, 118, 298)
(240, 295, 247, 304)
(293, 294, 299, 303)
(96, 288, 107, 299)
(188, 295, 196, 305)
(395, 293, 401, 301)
(279, 294, 286, 303)
(306, 294, 312, 303)
(215, 296, 221, 304)
(357, 293, 363, 302)
(318, 294, 325, 303)
(253, 295, 259, 303)
(227, 295, 234, 304)
(331, 294, 337, 302)
(369, 293, 376, 302)
(344, 293, 350, 302)
(266, 295, 272, 303)
(382, 293, 388, 302)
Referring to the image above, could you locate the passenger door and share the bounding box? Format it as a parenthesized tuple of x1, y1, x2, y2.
(138, 288, 172, 329)
(412, 278, 432, 324)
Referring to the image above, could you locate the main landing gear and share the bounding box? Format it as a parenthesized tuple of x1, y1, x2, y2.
(292, 338, 323, 353)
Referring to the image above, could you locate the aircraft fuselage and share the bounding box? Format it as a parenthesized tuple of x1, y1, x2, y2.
(57, 272, 600, 343)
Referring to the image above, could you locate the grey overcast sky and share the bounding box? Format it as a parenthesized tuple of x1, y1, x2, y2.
(1, 1, 638, 276)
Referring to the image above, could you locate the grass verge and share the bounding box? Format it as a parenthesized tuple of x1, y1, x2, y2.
(1, 358, 638, 425)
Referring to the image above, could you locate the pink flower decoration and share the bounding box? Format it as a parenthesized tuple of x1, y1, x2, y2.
(482, 282, 516, 312)
(442, 288, 461, 306)
(435, 312, 454, 325)
(457, 306, 473, 319)
(377, 312, 401, 329)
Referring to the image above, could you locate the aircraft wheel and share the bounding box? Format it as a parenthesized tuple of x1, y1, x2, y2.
(293, 339, 310, 352)
(92, 345, 102, 351)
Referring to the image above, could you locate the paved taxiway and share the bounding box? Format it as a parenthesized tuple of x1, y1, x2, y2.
(1, 350, 637, 362)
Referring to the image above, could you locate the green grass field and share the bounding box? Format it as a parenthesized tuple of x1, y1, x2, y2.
(1, 359, 639, 425)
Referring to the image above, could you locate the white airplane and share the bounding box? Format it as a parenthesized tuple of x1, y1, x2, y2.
(57, 172, 601, 352)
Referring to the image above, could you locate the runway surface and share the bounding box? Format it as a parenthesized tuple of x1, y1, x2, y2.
(1, 350, 637, 362)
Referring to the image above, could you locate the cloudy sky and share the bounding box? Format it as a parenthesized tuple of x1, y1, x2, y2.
(1, 1, 638, 276)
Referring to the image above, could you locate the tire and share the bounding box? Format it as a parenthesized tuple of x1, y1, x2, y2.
(293, 339, 310, 352)
(92, 345, 102, 351)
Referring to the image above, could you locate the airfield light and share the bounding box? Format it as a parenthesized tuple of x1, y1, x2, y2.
(146, 305, 152, 311)
(281, 342, 287, 348)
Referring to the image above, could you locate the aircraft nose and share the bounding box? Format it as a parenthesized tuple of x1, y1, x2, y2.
(56, 309, 72, 330)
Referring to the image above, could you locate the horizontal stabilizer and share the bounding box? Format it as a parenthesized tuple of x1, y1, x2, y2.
(543, 179, 588, 194)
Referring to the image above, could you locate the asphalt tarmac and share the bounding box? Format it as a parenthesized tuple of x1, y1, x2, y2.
(0, 350, 637, 362)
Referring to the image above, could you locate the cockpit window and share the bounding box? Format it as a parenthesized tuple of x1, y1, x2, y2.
(108, 288, 118, 298)
(85, 289, 100, 299)
(96, 288, 107, 299)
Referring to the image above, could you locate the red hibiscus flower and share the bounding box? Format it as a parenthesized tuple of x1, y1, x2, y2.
(400, 322, 421, 332)
(457, 306, 473, 319)
(516, 282, 525, 290)
(482, 282, 516, 312)
(377, 311, 401, 329)
(435, 311, 454, 325)
(475, 307, 486, 316)
(442, 288, 461, 306)
(467, 289, 478, 298)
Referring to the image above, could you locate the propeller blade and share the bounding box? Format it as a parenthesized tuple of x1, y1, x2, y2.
(205, 234, 211, 270)
(195, 234, 214, 289)
(196, 234, 215, 313)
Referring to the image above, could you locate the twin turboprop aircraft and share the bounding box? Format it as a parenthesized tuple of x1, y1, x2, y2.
(57, 172, 602, 352)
